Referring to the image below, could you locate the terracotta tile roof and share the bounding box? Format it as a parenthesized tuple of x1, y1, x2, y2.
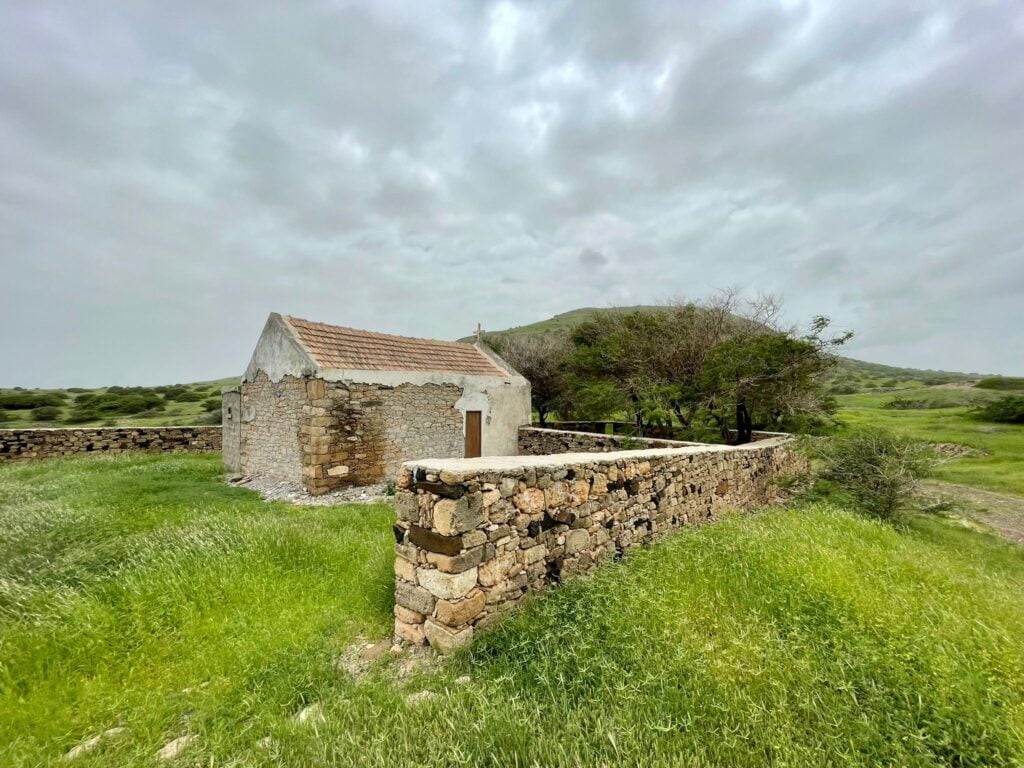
(285, 316, 509, 377)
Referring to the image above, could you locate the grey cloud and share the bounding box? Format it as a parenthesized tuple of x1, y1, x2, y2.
(578, 248, 609, 269)
(1, 0, 1023, 387)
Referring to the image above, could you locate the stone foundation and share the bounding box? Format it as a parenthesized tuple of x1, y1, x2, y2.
(392, 437, 807, 650)
(0, 426, 222, 462)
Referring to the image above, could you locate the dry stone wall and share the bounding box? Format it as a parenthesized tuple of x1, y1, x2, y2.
(518, 426, 701, 455)
(236, 372, 466, 494)
(238, 372, 307, 482)
(392, 438, 807, 651)
(301, 378, 464, 494)
(0, 426, 221, 461)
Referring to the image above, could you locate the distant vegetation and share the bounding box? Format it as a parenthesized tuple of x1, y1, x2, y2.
(972, 396, 1024, 425)
(975, 376, 1024, 391)
(0, 379, 235, 428)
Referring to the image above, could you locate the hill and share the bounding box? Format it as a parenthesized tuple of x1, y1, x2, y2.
(465, 306, 983, 390)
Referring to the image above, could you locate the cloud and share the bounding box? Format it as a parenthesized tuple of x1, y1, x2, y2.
(578, 248, 609, 269)
(1, 0, 1022, 386)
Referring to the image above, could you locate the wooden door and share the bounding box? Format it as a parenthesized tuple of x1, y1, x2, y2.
(464, 411, 482, 458)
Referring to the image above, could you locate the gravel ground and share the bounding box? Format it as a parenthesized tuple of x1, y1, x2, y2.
(229, 476, 392, 505)
(919, 480, 1024, 543)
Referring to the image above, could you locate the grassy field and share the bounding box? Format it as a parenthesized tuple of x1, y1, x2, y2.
(836, 386, 1024, 497)
(0, 378, 236, 429)
(2, 454, 1023, 766)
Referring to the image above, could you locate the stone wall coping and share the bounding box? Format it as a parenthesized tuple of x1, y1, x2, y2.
(404, 435, 794, 473)
(518, 425, 704, 447)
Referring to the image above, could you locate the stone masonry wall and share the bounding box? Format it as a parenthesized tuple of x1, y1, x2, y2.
(518, 426, 700, 455)
(302, 379, 463, 494)
(392, 438, 807, 651)
(239, 372, 307, 482)
(0, 426, 221, 462)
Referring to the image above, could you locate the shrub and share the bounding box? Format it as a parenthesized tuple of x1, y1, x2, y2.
(972, 396, 1024, 424)
(167, 390, 204, 403)
(975, 377, 1024, 391)
(830, 383, 859, 395)
(202, 397, 221, 413)
(0, 392, 66, 410)
(67, 392, 165, 422)
(31, 406, 62, 421)
(804, 429, 931, 523)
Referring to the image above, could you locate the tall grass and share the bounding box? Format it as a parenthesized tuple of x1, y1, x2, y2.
(2, 455, 1023, 766)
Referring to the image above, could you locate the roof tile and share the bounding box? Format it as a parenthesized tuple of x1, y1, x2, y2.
(285, 316, 508, 377)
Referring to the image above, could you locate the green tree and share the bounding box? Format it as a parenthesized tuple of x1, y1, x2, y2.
(483, 333, 574, 425)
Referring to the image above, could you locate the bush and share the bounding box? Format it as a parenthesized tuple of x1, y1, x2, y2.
(31, 406, 62, 421)
(67, 392, 165, 422)
(0, 392, 66, 410)
(972, 396, 1024, 424)
(804, 429, 931, 523)
(171, 391, 205, 403)
(975, 377, 1024, 391)
(202, 397, 221, 413)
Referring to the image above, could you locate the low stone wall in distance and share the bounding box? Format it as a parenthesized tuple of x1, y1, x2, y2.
(0, 426, 222, 462)
(392, 437, 806, 651)
(518, 426, 702, 455)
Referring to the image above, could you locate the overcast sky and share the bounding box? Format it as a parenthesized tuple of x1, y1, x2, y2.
(2, 1, 1022, 387)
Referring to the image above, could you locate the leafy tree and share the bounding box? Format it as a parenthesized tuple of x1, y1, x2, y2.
(484, 333, 573, 425)
(566, 294, 849, 442)
(699, 317, 847, 442)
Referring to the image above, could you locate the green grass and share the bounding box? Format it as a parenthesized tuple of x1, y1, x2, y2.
(0, 454, 395, 767)
(837, 388, 1024, 496)
(2, 454, 1023, 766)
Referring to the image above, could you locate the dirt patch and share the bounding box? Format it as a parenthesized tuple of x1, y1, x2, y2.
(229, 476, 391, 505)
(930, 443, 987, 460)
(919, 481, 1024, 544)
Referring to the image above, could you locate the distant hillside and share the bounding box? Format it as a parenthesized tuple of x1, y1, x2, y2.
(465, 306, 983, 391)
(460, 306, 663, 341)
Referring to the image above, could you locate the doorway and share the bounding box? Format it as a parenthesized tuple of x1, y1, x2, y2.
(464, 411, 482, 458)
